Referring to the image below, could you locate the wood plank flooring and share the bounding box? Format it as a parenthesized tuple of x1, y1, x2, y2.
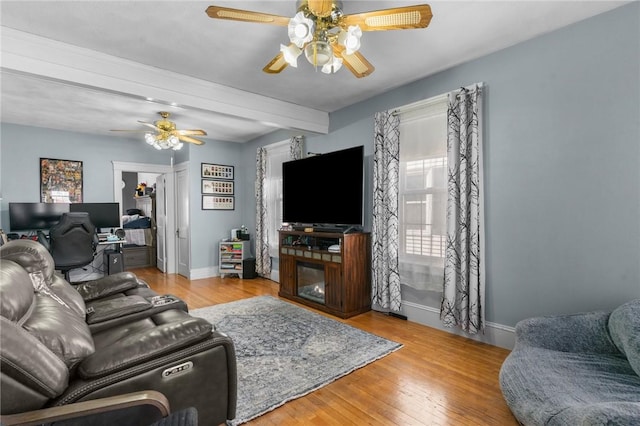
(133, 268, 518, 425)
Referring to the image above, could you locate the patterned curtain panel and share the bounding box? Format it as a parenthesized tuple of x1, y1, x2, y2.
(372, 111, 402, 312)
(254, 136, 304, 278)
(255, 147, 270, 276)
(440, 83, 485, 334)
(289, 136, 304, 160)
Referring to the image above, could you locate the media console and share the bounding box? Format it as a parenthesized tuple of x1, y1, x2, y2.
(278, 229, 371, 318)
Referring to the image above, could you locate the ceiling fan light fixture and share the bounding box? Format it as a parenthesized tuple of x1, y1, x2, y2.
(281, 43, 302, 67)
(144, 131, 183, 150)
(144, 133, 156, 145)
(322, 56, 343, 74)
(304, 41, 333, 67)
(338, 25, 362, 55)
(288, 12, 314, 47)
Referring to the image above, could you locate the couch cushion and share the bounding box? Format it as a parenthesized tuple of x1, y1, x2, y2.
(500, 346, 640, 425)
(609, 299, 640, 377)
(22, 294, 95, 369)
(0, 260, 36, 322)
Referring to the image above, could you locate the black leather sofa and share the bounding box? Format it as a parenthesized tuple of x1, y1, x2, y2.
(0, 239, 237, 425)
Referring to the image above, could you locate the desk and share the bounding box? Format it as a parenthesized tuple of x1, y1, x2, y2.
(67, 240, 126, 283)
(97, 239, 126, 252)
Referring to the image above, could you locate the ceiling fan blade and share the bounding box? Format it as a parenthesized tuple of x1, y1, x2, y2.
(176, 129, 207, 136)
(110, 129, 150, 133)
(205, 5, 290, 26)
(341, 4, 433, 31)
(137, 121, 160, 130)
(263, 51, 289, 74)
(333, 46, 375, 78)
(307, 0, 334, 17)
(178, 135, 205, 145)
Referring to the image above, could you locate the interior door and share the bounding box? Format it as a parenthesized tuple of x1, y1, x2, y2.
(176, 168, 190, 278)
(155, 174, 167, 273)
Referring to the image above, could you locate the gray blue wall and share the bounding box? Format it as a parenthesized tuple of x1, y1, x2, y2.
(242, 2, 640, 326)
(0, 125, 172, 227)
(1, 3, 638, 329)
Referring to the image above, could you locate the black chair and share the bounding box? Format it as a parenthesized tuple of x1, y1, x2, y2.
(47, 212, 97, 281)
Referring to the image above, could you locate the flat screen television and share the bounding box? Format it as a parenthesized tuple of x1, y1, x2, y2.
(70, 202, 120, 229)
(282, 145, 364, 229)
(9, 202, 69, 231)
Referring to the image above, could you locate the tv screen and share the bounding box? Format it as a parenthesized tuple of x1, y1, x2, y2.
(282, 145, 364, 227)
(70, 202, 121, 229)
(9, 202, 69, 231)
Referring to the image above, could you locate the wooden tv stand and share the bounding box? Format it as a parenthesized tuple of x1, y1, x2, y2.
(278, 230, 371, 318)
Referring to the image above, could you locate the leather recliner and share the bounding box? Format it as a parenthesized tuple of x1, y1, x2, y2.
(0, 239, 188, 333)
(0, 241, 237, 425)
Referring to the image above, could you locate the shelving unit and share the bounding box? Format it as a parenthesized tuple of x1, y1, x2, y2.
(219, 241, 251, 279)
(278, 230, 371, 318)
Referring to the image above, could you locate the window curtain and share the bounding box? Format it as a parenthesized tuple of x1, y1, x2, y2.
(372, 111, 402, 312)
(255, 148, 269, 276)
(440, 83, 485, 334)
(255, 136, 304, 278)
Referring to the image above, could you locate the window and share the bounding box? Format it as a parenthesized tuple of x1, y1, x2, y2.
(264, 141, 291, 257)
(398, 95, 448, 292)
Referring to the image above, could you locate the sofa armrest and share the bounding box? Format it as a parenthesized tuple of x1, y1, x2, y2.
(0, 390, 170, 426)
(515, 311, 620, 354)
(79, 317, 213, 379)
(74, 272, 140, 301)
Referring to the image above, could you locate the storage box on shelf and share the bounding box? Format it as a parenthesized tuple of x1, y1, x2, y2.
(278, 230, 371, 318)
(219, 240, 251, 279)
(123, 245, 155, 270)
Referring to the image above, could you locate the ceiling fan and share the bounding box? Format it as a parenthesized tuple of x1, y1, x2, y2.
(205, 0, 432, 78)
(111, 111, 207, 150)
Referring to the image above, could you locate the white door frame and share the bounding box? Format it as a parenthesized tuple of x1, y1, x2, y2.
(112, 161, 176, 274)
(173, 161, 190, 278)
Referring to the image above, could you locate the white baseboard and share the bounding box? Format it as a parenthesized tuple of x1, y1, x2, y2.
(190, 267, 219, 280)
(402, 301, 515, 350)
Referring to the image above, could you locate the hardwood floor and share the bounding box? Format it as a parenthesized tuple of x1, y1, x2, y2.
(133, 267, 518, 425)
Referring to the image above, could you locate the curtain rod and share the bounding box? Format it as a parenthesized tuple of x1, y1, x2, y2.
(392, 82, 484, 116)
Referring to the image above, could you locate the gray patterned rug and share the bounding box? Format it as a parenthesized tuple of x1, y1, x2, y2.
(191, 295, 402, 425)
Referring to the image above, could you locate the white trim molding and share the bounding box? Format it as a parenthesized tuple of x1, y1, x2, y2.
(401, 301, 516, 350)
(2, 27, 329, 135)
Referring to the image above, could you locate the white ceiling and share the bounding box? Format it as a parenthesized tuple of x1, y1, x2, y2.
(0, 1, 630, 143)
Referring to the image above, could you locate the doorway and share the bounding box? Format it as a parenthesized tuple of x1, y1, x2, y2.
(112, 161, 176, 274)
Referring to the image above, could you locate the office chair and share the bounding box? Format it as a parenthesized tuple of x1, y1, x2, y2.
(47, 211, 97, 281)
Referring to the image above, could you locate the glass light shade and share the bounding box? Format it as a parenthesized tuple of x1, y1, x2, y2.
(304, 41, 333, 67)
(144, 132, 182, 150)
(322, 56, 343, 74)
(288, 12, 314, 48)
(338, 25, 362, 55)
(281, 44, 302, 67)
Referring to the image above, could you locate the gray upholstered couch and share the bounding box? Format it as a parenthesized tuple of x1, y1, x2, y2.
(499, 299, 640, 425)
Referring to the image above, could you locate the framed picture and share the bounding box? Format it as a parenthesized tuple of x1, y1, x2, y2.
(202, 195, 235, 210)
(201, 163, 234, 180)
(202, 179, 234, 195)
(40, 158, 83, 203)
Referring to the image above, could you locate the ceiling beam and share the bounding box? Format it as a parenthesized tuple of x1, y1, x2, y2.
(1, 27, 329, 135)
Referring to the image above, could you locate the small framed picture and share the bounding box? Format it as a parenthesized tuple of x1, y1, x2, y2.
(202, 179, 234, 195)
(202, 195, 235, 210)
(201, 163, 234, 180)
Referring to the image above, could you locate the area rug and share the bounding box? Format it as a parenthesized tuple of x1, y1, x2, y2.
(191, 295, 402, 425)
